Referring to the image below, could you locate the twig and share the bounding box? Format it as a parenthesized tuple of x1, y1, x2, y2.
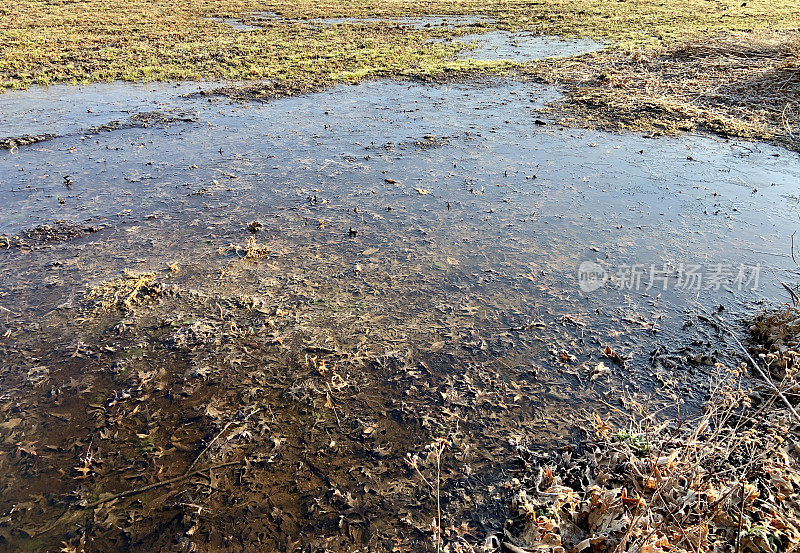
(501, 542, 531, 553)
(783, 102, 796, 139)
(325, 383, 341, 427)
(85, 460, 240, 509)
(735, 480, 746, 553)
(409, 439, 448, 553)
(782, 281, 800, 307)
(435, 445, 442, 553)
(187, 408, 259, 472)
(728, 331, 800, 424)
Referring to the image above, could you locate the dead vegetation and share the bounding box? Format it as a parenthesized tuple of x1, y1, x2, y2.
(0, 133, 56, 149)
(217, 236, 271, 259)
(503, 307, 800, 553)
(529, 31, 800, 150)
(0, 222, 100, 250)
(85, 109, 198, 134)
(197, 79, 326, 102)
(750, 305, 800, 386)
(84, 271, 162, 312)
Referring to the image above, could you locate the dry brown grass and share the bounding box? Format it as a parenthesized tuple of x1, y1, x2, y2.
(217, 236, 271, 259)
(528, 31, 800, 149)
(750, 304, 800, 399)
(508, 371, 800, 552)
(84, 271, 161, 312)
(505, 305, 800, 552)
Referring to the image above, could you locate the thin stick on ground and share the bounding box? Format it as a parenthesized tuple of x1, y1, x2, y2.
(408, 438, 449, 553)
(727, 330, 800, 423)
(85, 460, 242, 509)
(187, 408, 260, 472)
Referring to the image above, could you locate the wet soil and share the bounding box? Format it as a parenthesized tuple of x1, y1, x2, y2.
(0, 134, 57, 150)
(1, 75, 800, 552)
(525, 31, 800, 151)
(85, 110, 199, 134)
(0, 222, 101, 250)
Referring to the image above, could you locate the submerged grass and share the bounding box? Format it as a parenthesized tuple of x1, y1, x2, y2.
(84, 271, 161, 312)
(217, 236, 271, 259)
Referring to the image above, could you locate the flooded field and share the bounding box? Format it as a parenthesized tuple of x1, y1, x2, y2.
(203, 12, 602, 63)
(1, 76, 800, 551)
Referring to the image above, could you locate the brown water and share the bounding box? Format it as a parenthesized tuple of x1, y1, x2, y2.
(1, 76, 799, 552)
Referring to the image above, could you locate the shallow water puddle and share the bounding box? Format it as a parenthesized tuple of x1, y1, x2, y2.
(207, 16, 262, 31)
(1, 77, 800, 550)
(205, 13, 494, 31)
(444, 30, 604, 61)
(304, 14, 495, 28)
(206, 11, 282, 30)
(0, 81, 211, 143)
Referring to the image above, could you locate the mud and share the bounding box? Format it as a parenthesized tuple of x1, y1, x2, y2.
(194, 80, 322, 103)
(0, 134, 57, 150)
(1, 76, 800, 552)
(0, 222, 101, 250)
(86, 110, 199, 134)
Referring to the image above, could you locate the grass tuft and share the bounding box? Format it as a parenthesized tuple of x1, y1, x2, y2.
(84, 271, 161, 313)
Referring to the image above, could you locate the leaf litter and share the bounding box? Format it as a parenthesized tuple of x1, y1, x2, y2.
(502, 309, 800, 553)
(0, 234, 763, 552)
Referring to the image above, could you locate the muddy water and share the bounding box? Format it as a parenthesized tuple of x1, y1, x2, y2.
(1, 77, 800, 551)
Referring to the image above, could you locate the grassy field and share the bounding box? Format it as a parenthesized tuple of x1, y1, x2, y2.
(2, 0, 800, 89)
(530, 31, 800, 149)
